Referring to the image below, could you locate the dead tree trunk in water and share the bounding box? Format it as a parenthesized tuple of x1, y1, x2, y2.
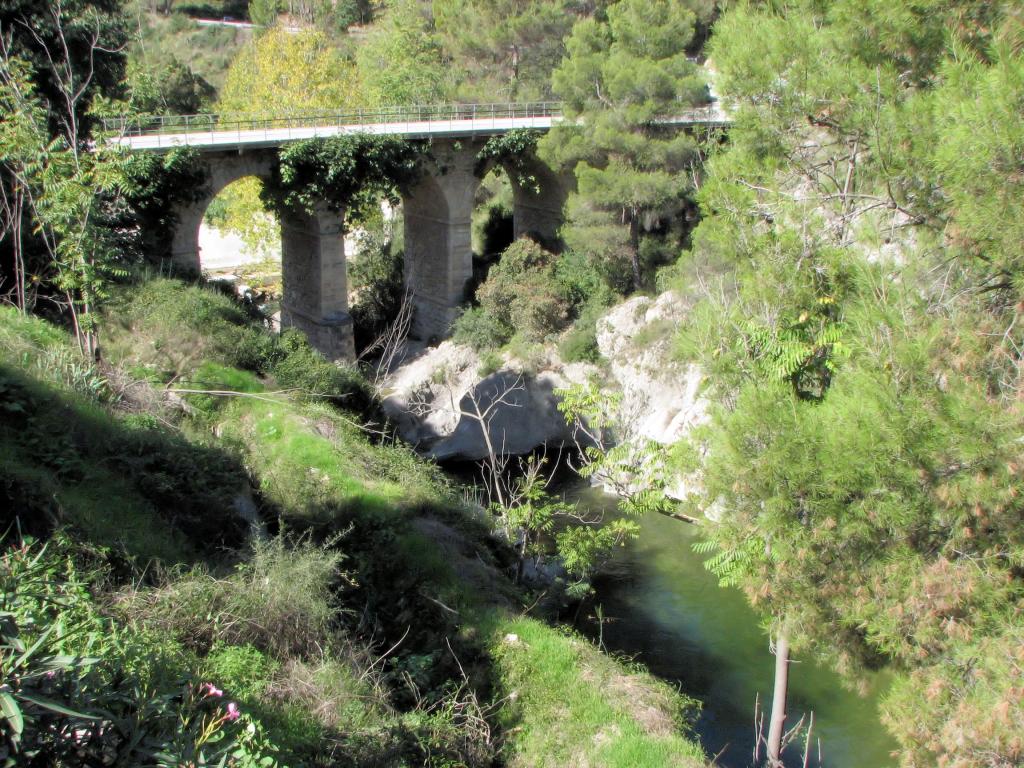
(766, 632, 790, 766)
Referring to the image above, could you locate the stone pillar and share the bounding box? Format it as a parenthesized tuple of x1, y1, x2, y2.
(279, 204, 355, 361)
(167, 202, 205, 275)
(507, 157, 573, 249)
(402, 141, 480, 340)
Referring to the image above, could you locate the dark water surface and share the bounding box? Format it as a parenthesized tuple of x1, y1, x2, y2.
(570, 485, 899, 768)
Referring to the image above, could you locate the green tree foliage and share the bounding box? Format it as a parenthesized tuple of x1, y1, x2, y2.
(0, 0, 128, 132)
(432, 0, 585, 102)
(475, 129, 542, 189)
(357, 0, 594, 105)
(355, 0, 449, 105)
(0, 55, 129, 356)
(249, 0, 372, 31)
(126, 52, 215, 115)
(453, 237, 569, 349)
(0, 0, 130, 352)
(931, 49, 1024, 295)
(539, 0, 710, 291)
(557, 381, 674, 518)
(669, 2, 1024, 765)
(118, 147, 209, 256)
(248, 0, 279, 27)
(489, 455, 638, 592)
(269, 134, 422, 219)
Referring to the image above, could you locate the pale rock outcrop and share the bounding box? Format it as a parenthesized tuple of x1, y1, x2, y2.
(595, 292, 709, 502)
(382, 340, 599, 461)
(596, 291, 708, 445)
(382, 291, 711, 507)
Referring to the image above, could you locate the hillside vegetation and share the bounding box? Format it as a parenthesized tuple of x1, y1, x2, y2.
(3, 0, 1024, 766)
(0, 280, 705, 766)
(658, 4, 1024, 767)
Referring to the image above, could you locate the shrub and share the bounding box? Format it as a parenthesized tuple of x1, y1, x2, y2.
(0, 538, 283, 768)
(477, 349, 503, 377)
(504, 335, 548, 374)
(203, 643, 279, 700)
(477, 238, 569, 344)
(104, 278, 276, 381)
(271, 330, 375, 413)
(105, 280, 378, 416)
(455, 238, 574, 351)
(116, 535, 348, 658)
(471, 174, 514, 259)
(554, 249, 613, 309)
(559, 323, 600, 363)
(452, 306, 510, 351)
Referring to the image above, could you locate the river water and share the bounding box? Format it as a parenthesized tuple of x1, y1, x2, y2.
(570, 485, 899, 768)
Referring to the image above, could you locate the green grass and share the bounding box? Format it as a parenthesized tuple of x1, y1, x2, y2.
(0, 440, 195, 563)
(0, 307, 246, 562)
(0, 305, 68, 351)
(104, 277, 375, 414)
(218, 398, 410, 522)
(3, 287, 711, 767)
(103, 278, 275, 381)
(486, 614, 706, 768)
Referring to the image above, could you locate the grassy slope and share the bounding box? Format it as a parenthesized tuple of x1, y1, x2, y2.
(1, 279, 708, 767)
(0, 306, 243, 564)
(487, 614, 706, 768)
(129, 3, 252, 94)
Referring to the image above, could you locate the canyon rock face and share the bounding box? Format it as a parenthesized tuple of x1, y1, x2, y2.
(381, 341, 596, 461)
(595, 292, 707, 446)
(594, 291, 709, 502)
(383, 292, 709, 503)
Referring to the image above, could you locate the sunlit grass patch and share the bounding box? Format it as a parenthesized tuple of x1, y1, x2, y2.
(486, 614, 706, 768)
(218, 398, 403, 522)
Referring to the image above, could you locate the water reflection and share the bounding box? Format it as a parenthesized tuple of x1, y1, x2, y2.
(572, 486, 898, 768)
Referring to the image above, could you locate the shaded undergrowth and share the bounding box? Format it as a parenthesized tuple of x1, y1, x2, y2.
(0, 279, 708, 767)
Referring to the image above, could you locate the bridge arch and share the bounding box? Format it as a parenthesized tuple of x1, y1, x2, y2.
(169, 151, 279, 273)
(162, 138, 573, 358)
(402, 141, 573, 341)
(504, 156, 572, 249)
(168, 149, 354, 359)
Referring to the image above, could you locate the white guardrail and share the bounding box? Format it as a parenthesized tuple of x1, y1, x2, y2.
(103, 102, 731, 151)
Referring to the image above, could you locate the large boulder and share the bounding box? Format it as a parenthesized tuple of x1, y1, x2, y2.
(382, 291, 710, 491)
(382, 341, 596, 461)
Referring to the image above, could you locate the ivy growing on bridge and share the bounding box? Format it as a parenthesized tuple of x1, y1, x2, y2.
(118, 147, 209, 258)
(474, 128, 542, 189)
(265, 135, 425, 225)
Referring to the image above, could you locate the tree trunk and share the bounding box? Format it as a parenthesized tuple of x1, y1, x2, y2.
(628, 213, 641, 291)
(766, 632, 790, 767)
(12, 188, 26, 312)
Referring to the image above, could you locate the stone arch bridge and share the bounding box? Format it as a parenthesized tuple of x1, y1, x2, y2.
(110, 103, 728, 360)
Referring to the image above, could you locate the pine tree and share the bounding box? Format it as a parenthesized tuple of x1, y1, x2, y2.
(539, 0, 710, 291)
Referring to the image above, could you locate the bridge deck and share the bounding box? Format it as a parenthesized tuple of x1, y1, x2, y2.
(107, 103, 730, 152)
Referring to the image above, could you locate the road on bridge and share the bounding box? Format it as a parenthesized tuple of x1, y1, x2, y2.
(106, 102, 731, 152)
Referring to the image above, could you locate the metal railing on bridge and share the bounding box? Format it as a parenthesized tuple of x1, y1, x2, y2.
(102, 102, 566, 138)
